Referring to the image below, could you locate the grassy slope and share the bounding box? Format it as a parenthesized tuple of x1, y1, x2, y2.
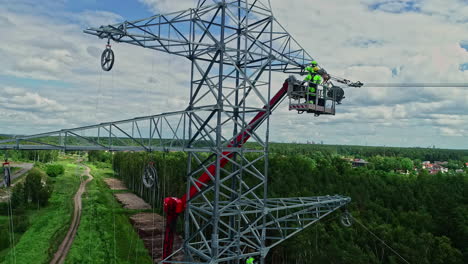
(1, 161, 82, 264)
(65, 163, 152, 264)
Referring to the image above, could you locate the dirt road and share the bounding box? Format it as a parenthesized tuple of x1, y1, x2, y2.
(50, 165, 93, 264)
(0, 162, 33, 188)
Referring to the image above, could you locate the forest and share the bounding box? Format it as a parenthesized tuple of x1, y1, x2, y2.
(107, 144, 468, 264)
(1, 144, 467, 263)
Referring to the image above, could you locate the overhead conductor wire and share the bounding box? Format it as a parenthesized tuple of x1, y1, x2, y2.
(352, 216, 411, 264)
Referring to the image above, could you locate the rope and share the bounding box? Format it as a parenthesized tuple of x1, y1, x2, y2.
(161, 152, 167, 260)
(96, 69, 102, 121)
(112, 153, 117, 264)
(4, 152, 16, 263)
(363, 83, 468, 88)
(87, 164, 93, 262)
(150, 48, 157, 261)
(352, 216, 411, 264)
(110, 70, 116, 263)
(126, 227, 135, 262)
(162, 27, 170, 260)
(7, 186, 16, 264)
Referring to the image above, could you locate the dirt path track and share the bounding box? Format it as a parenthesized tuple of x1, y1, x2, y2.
(50, 165, 93, 264)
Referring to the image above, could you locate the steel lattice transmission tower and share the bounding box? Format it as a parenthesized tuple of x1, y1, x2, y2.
(1, 1, 351, 263)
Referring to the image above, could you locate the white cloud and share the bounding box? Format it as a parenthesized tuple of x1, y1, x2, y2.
(0, 0, 467, 148)
(439, 127, 466, 137)
(0, 87, 67, 113)
(138, 0, 198, 13)
(72, 10, 123, 27)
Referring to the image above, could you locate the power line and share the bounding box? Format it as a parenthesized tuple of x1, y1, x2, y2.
(363, 83, 468, 88)
(352, 216, 411, 264)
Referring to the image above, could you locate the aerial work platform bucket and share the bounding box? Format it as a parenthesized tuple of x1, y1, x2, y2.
(287, 75, 344, 115)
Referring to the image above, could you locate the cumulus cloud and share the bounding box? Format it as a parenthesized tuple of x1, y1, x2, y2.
(0, 0, 467, 148)
(439, 127, 467, 137)
(72, 10, 123, 27)
(0, 87, 67, 113)
(138, 0, 197, 13)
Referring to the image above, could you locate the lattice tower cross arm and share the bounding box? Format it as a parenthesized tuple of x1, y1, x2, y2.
(84, 1, 314, 73)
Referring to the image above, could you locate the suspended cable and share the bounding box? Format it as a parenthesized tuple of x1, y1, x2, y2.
(87, 160, 93, 262)
(111, 153, 117, 264)
(363, 83, 468, 88)
(95, 69, 102, 121)
(352, 216, 411, 264)
(7, 187, 16, 264)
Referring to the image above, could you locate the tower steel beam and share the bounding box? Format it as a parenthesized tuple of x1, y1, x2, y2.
(3, 1, 352, 263)
(163, 195, 350, 263)
(83, 1, 313, 74)
(0, 108, 264, 153)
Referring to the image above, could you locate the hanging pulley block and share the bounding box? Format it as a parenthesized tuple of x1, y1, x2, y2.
(142, 162, 158, 189)
(340, 211, 353, 227)
(327, 86, 346, 104)
(101, 45, 115, 71)
(2, 161, 11, 187)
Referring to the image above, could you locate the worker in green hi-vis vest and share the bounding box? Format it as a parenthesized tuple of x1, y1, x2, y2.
(246, 256, 255, 264)
(303, 61, 323, 104)
(304, 60, 319, 76)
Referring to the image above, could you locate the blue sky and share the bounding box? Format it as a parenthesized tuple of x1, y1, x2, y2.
(368, 0, 421, 13)
(63, 0, 153, 20)
(0, 0, 468, 149)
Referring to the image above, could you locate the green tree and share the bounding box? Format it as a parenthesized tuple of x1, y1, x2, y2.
(23, 168, 52, 207)
(10, 182, 25, 208)
(400, 158, 413, 171)
(45, 163, 65, 177)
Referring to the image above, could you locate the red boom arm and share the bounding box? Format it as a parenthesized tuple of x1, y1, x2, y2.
(162, 80, 289, 261)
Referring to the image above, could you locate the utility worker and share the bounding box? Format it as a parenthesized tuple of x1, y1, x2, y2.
(303, 61, 322, 104)
(307, 74, 323, 104)
(304, 60, 319, 76)
(246, 256, 255, 264)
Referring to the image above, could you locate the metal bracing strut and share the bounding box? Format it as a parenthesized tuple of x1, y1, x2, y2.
(1, 1, 353, 263)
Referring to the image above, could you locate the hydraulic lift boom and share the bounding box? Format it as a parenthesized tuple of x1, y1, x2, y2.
(162, 80, 289, 261)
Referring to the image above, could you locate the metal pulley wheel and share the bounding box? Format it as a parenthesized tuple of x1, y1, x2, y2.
(101, 46, 115, 71)
(340, 211, 353, 227)
(327, 86, 345, 104)
(142, 162, 158, 190)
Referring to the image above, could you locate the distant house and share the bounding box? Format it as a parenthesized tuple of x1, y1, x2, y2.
(422, 162, 433, 169)
(422, 161, 448, 174)
(455, 169, 464, 173)
(465, 162, 468, 168)
(429, 164, 448, 174)
(351, 159, 368, 168)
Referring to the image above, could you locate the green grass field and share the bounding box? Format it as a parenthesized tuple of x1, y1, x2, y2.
(0, 161, 82, 264)
(1, 160, 153, 264)
(65, 163, 152, 264)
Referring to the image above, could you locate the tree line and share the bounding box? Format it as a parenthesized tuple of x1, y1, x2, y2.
(111, 146, 467, 264)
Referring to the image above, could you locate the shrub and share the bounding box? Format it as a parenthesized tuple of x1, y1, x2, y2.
(88, 150, 112, 163)
(45, 164, 65, 178)
(10, 182, 25, 209)
(23, 168, 52, 207)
